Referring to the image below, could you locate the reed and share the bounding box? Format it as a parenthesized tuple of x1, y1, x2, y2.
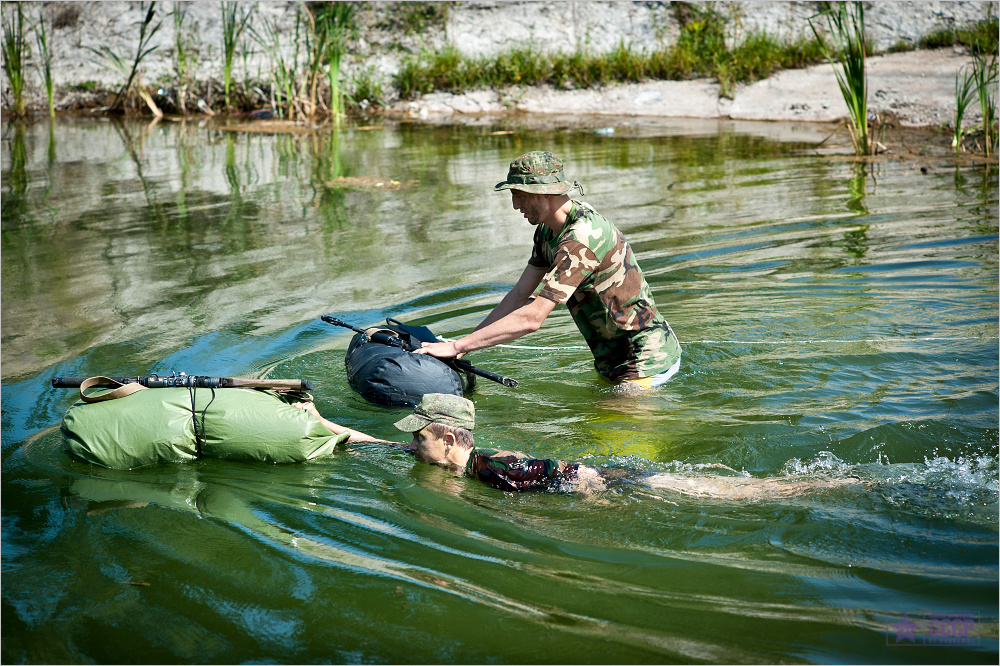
(971, 52, 997, 155)
(250, 12, 303, 119)
(33, 7, 53, 117)
(171, 2, 193, 114)
(810, 2, 871, 155)
(1, 1, 27, 116)
(303, 2, 356, 121)
(221, 1, 252, 111)
(953, 63, 978, 152)
(86, 1, 162, 114)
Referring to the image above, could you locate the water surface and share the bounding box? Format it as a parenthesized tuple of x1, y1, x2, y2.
(2, 116, 997, 664)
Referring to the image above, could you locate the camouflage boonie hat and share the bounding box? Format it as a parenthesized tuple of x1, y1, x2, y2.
(494, 151, 583, 195)
(393, 393, 476, 432)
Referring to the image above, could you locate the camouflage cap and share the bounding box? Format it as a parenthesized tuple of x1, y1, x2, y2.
(393, 393, 476, 432)
(494, 151, 582, 195)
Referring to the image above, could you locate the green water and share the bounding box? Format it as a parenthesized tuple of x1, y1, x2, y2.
(2, 116, 997, 664)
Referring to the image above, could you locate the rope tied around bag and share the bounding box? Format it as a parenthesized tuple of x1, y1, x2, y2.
(187, 385, 216, 457)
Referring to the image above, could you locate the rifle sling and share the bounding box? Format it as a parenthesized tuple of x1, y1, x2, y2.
(79, 376, 147, 403)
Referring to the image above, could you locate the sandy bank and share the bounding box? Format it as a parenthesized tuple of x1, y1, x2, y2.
(390, 48, 977, 129)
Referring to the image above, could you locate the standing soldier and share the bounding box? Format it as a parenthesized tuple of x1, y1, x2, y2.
(414, 151, 681, 388)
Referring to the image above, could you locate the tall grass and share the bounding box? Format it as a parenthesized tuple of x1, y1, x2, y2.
(250, 12, 303, 119)
(33, 7, 53, 117)
(971, 52, 998, 155)
(395, 5, 825, 101)
(86, 1, 162, 114)
(222, 1, 252, 111)
(303, 2, 356, 121)
(171, 3, 193, 114)
(810, 2, 871, 155)
(919, 12, 999, 55)
(954, 63, 978, 152)
(2, 1, 27, 116)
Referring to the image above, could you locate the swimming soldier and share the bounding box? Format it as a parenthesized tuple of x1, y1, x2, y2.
(412, 151, 682, 389)
(294, 394, 859, 499)
(295, 394, 605, 492)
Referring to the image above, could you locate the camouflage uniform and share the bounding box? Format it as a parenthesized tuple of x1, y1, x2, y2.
(529, 200, 680, 381)
(394, 394, 578, 492)
(496, 151, 680, 382)
(466, 447, 579, 492)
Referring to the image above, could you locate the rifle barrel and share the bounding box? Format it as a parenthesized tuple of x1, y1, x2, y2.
(449, 359, 518, 388)
(51, 376, 315, 391)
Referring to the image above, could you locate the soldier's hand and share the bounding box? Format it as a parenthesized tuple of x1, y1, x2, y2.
(412, 340, 463, 359)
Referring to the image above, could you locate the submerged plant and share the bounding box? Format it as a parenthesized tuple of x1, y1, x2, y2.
(810, 1, 871, 156)
(2, 1, 27, 116)
(222, 1, 253, 111)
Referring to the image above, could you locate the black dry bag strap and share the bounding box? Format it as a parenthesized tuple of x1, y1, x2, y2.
(187, 386, 217, 457)
(79, 376, 147, 403)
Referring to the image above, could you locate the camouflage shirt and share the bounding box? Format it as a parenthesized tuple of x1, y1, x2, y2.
(529, 200, 680, 381)
(465, 447, 579, 492)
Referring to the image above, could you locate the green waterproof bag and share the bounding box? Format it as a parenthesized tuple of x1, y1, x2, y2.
(62, 387, 348, 469)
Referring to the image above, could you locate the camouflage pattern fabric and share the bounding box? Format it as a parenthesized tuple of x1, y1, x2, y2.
(493, 150, 581, 196)
(529, 200, 681, 381)
(465, 447, 579, 492)
(393, 393, 475, 432)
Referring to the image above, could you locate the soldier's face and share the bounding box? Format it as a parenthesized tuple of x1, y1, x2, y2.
(409, 426, 450, 464)
(510, 189, 546, 225)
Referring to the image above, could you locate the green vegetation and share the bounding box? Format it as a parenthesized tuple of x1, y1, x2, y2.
(378, 1, 450, 36)
(33, 6, 54, 117)
(86, 1, 162, 114)
(810, 2, 872, 156)
(397, 20, 825, 101)
(303, 2, 356, 123)
(2, 0, 997, 139)
(954, 59, 979, 151)
(919, 13, 999, 55)
(171, 2, 195, 114)
(250, 11, 302, 119)
(1, 1, 27, 116)
(71, 80, 100, 92)
(221, 1, 252, 111)
(351, 65, 387, 111)
(970, 52, 998, 155)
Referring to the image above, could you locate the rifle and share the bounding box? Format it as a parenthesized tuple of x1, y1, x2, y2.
(52, 374, 314, 391)
(322, 315, 518, 388)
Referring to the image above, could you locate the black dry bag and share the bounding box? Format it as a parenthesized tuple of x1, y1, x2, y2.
(344, 318, 474, 407)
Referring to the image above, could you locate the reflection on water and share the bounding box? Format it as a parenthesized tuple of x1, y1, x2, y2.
(2, 117, 997, 664)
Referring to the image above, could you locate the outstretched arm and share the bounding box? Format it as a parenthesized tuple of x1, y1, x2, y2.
(293, 402, 398, 444)
(475, 264, 547, 331)
(414, 265, 555, 358)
